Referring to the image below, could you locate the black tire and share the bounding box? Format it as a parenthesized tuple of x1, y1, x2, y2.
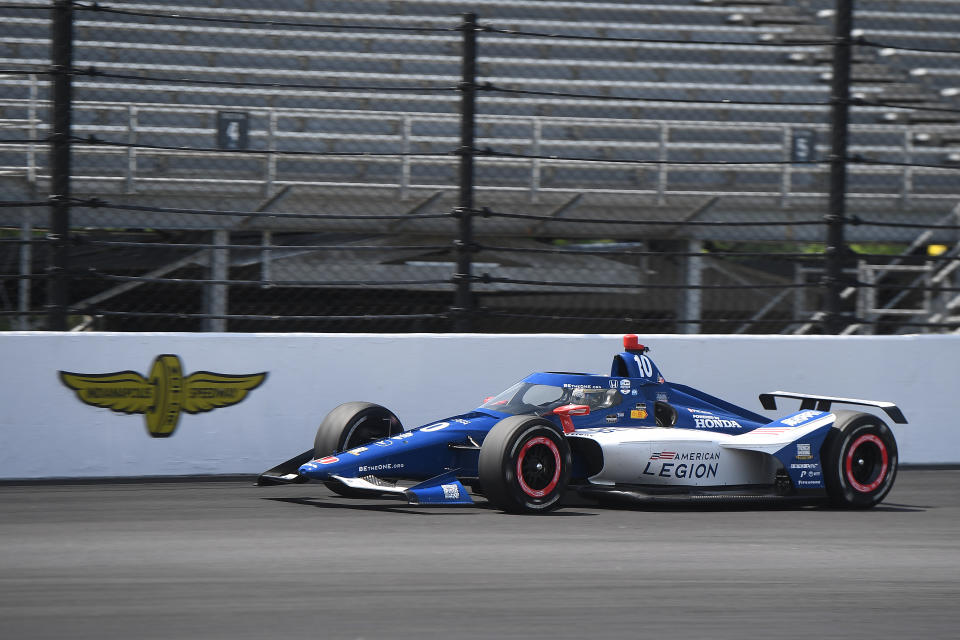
(478, 415, 571, 514)
(821, 410, 898, 509)
(314, 402, 403, 497)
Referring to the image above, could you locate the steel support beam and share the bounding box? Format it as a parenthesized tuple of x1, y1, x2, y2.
(681, 239, 703, 334)
(206, 229, 229, 332)
(18, 214, 33, 330)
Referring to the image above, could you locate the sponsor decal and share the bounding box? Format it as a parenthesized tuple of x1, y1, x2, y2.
(373, 439, 394, 447)
(642, 452, 720, 479)
(693, 416, 743, 430)
(319, 456, 339, 465)
(346, 447, 368, 456)
(421, 421, 449, 432)
(782, 410, 822, 427)
(452, 418, 471, 424)
(564, 383, 603, 389)
(619, 379, 631, 391)
(605, 414, 618, 424)
(441, 484, 461, 500)
(631, 403, 648, 420)
(631, 389, 638, 396)
(796, 443, 813, 460)
(796, 479, 822, 487)
(687, 451, 719, 461)
(358, 463, 405, 473)
(609, 380, 618, 389)
(799, 470, 822, 479)
(790, 463, 819, 469)
(391, 432, 415, 441)
(59, 354, 266, 438)
(656, 392, 669, 403)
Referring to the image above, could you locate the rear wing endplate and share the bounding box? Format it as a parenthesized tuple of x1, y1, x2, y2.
(759, 391, 907, 424)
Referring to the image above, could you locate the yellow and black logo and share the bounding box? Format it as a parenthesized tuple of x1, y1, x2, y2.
(59, 354, 267, 438)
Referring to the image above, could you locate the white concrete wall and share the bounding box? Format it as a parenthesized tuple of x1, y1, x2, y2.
(1, 332, 956, 479)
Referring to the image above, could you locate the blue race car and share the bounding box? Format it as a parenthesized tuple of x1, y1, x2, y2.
(259, 336, 906, 513)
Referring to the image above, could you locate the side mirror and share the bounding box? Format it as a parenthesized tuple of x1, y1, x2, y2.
(550, 404, 590, 434)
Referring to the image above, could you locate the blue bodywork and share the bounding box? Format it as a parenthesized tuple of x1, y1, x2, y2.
(257, 337, 907, 507)
(771, 411, 832, 490)
(285, 341, 833, 496)
(258, 337, 908, 504)
(299, 412, 496, 482)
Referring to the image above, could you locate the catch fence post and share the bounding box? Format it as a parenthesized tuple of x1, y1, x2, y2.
(824, 0, 854, 334)
(453, 13, 478, 332)
(48, 0, 74, 331)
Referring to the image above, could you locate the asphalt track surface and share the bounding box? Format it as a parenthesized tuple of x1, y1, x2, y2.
(1, 470, 958, 640)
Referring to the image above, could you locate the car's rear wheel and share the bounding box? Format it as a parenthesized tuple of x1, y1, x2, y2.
(314, 402, 404, 497)
(821, 410, 898, 508)
(478, 415, 571, 514)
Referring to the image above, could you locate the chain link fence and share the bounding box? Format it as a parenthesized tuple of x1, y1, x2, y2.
(2, 0, 960, 333)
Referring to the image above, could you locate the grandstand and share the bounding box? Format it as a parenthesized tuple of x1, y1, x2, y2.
(1, 0, 959, 333)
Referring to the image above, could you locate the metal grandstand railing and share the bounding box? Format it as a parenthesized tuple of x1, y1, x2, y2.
(4, 96, 959, 205)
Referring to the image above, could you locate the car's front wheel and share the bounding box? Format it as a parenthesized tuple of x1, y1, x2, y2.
(314, 401, 404, 497)
(821, 410, 898, 508)
(478, 415, 571, 514)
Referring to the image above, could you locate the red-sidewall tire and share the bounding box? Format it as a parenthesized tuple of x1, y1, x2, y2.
(478, 415, 571, 514)
(314, 402, 403, 498)
(822, 410, 898, 509)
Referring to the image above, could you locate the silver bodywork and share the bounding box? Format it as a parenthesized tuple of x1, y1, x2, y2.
(568, 413, 836, 488)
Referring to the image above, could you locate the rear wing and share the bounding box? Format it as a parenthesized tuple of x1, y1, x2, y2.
(759, 391, 907, 424)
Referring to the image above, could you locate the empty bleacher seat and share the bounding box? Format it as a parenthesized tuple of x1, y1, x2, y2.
(1, 0, 957, 205)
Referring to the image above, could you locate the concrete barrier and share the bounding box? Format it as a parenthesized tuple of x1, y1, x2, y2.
(1, 332, 956, 479)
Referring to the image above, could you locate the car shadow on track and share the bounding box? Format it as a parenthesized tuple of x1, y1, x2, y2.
(576, 497, 929, 513)
(262, 494, 925, 515)
(262, 496, 598, 516)
(264, 496, 471, 515)
(868, 502, 930, 512)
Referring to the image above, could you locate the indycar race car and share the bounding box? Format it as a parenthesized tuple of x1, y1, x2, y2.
(259, 335, 906, 513)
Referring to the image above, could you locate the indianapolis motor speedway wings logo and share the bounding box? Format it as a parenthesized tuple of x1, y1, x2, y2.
(59, 354, 267, 438)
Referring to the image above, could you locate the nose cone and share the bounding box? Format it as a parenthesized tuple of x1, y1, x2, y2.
(299, 453, 357, 478)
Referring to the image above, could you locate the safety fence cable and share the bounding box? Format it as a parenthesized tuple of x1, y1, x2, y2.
(487, 84, 834, 108)
(71, 199, 453, 221)
(72, 2, 458, 33)
(859, 39, 960, 56)
(481, 25, 835, 48)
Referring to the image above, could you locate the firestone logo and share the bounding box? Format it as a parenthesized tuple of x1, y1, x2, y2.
(59, 354, 267, 438)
